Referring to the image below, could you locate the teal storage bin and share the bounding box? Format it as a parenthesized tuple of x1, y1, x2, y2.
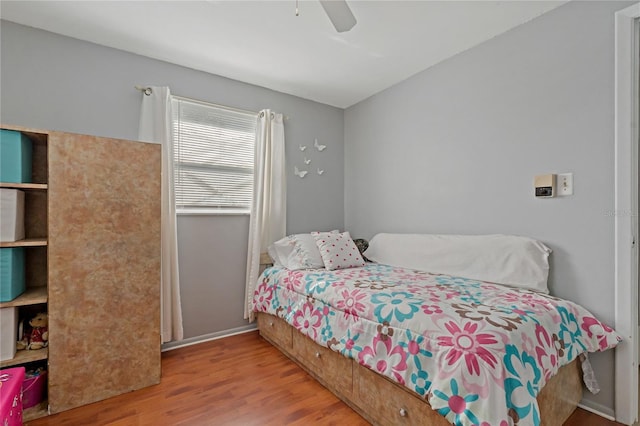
(0, 130, 32, 183)
(0, 247, 25, 302)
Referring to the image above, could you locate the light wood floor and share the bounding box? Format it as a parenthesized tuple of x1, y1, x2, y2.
(27, 331, 622, 426)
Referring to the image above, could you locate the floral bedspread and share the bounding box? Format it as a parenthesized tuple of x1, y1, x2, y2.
(252, 263, 621, 426)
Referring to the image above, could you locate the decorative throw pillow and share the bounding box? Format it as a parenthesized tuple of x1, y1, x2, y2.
(313, 231, 366, 271)
(268, 231, 338, 270)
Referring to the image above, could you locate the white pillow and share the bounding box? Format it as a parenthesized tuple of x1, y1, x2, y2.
(364, 233, 551, 293)
(313, 231, 366, 271)
(268, 231, 338, 270)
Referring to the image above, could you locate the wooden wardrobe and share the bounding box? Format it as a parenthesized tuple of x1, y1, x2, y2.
(0, 125, 161, 419)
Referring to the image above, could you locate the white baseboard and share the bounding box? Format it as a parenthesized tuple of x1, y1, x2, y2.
(577, 402, 616, 422)
(161, 324, 258, 352)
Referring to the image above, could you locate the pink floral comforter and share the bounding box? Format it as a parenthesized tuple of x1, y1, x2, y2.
(252, 263, 621, 426)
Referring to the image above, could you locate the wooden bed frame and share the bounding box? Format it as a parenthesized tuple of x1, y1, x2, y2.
(256, 312, 583, 425)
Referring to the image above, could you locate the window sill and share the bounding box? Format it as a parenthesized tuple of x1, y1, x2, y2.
(177, 209, 250, 216)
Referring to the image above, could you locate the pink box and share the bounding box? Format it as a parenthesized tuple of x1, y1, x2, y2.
(22, 370, 46, 409)
(0, 367, 25, 426)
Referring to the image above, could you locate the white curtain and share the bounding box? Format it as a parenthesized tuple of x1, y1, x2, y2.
(245, 110, 287, 321)
(138, 86, 184, 342)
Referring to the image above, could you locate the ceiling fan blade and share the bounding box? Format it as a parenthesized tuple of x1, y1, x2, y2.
(319, 0, 357, 33)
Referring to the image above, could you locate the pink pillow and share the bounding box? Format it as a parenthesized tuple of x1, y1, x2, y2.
(313, 231, 365, 271)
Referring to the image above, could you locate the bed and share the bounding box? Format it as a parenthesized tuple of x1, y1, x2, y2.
(252, 233, 621, 426)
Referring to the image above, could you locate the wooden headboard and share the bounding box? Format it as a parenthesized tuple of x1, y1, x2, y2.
(260, 252, 273, 267)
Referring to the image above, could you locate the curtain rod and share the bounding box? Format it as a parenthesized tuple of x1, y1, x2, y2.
(134, 85, 153, 96)
(134, 85, 288, 120)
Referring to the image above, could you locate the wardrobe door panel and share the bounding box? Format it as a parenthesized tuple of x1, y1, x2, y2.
(47, 132, 161, 413)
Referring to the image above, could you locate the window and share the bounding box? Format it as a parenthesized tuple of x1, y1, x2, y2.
(171, 97, 257, 213)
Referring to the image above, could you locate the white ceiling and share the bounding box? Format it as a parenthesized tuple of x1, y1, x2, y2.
(0, 0, 567, 108)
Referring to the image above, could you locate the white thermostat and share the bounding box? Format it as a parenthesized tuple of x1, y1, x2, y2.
(534, 174, 556, 198)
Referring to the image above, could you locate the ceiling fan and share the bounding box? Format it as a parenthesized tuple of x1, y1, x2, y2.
(319, 0, 357, 32)
(296, 0, 356, 32)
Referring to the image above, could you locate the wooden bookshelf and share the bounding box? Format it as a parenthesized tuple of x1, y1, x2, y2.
(0, 347, 47, 368)
(0, 182, 47, 190)
(0, 238, 47, 248)
(23, 401, 49, 421)
(1, 125, 51, 419)
(0, 286, 47, 308)
(0, 125, 161, 416)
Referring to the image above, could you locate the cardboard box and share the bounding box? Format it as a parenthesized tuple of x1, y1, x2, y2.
(0, 367, 25, 426)
(0, 189, 25, 242)
(0, 307, 17, 361)
(0, 248, 25, 303)
(0, 129, 32, 183)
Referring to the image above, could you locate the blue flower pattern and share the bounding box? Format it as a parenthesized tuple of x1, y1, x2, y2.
(504, 344, 542, 425)
(371, 291, 422, 323)
(399, 330, 433, 396)
(337, 329, 363, 358)
(432, 379, 480, 426)
(557, 306, 586, 361)
(304, 272, 337, 295)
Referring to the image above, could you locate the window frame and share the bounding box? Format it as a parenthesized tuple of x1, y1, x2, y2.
(171, 96, 258, 216)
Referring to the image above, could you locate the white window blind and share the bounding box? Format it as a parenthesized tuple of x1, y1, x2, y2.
(171, 97, 257, 213)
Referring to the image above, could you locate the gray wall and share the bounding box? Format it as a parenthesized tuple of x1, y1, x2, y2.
(0, 20, 345, 339)
(344, 0, 631, 416)
(1, 0, 630, 415)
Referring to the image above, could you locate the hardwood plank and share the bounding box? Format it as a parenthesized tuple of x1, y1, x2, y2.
(24, 331, 622, 426)
(565, 408, 623, 426)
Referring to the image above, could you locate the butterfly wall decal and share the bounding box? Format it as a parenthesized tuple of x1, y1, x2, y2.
(314, 138, 327, 151)
(317, 168, 325, 175)
(299, 145, 307, 151)
(294, 166, 308, 178)
(304, 157, 311, 165)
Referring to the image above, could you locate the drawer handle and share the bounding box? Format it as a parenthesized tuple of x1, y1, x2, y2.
(399, 408, 407, 417)
(269, 321, 274, 327)
(315, 351, 321, 358)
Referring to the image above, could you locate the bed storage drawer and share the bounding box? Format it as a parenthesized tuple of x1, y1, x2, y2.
(354, 361, 450, 426)
(292, 332, 353, 397)
(257, 313, 292, 350)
